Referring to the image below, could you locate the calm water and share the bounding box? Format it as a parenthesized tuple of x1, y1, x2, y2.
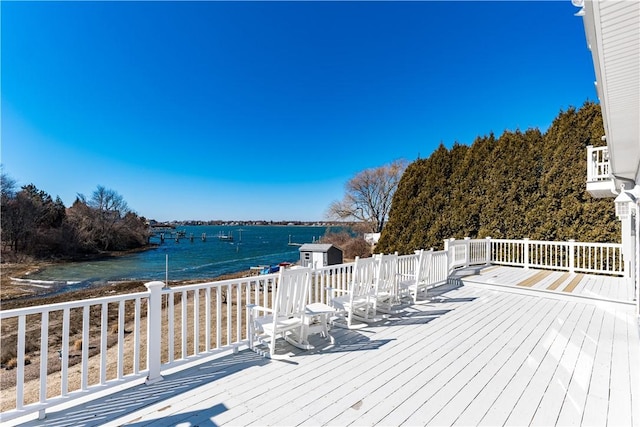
(29, 225, 330, 284)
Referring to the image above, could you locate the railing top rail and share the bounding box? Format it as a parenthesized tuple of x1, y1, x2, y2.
(588, 145, 608, 152)
(572, 241, 622, 248)
(163, 271, 281, 293)
(464, 238, 621, 248)
(0, 290, 151, 319)
(313, 261, 355, 273)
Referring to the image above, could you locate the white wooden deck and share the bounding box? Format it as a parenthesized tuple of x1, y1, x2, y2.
(8, 274, 640, 427)
(458, 265, 635, 304)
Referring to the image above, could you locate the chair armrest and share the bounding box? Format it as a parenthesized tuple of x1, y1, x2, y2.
(326, 287, 349, 295)
(397, 273, 416, 278)
(247, 304, 273, 315)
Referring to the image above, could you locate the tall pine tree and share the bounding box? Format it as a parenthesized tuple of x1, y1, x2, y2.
(377, 102, 618, 254)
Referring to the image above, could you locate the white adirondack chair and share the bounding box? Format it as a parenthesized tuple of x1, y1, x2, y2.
(330, 256, 380, 328)
(398, 249, 433, 304)
(248, 266, 312, 358)
(373, 252, 400, 314)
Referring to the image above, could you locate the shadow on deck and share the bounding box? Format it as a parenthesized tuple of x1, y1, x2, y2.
(16, 351, 269, 427)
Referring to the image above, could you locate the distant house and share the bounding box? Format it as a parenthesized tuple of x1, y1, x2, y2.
(299, 243, 343, 268)
(364, 233, 381, 245)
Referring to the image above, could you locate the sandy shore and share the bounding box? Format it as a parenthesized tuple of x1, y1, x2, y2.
(0, 262, 55, 300)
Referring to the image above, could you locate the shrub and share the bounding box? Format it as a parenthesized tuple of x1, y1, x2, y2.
(343, 238, 373, 259)
(4, 356, 30, 370)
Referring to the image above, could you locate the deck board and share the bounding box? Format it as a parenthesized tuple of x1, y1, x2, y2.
(555, 304, 603, 425)
(517, 270, 554, 287)
(464, 266, 633, 304)
(561, 273, 586, 293)
(529, 304, 596, 426)
(477, 301, 578, 426)
(582, 309, 614, 426)
(608, 310, 633, 427)
(452, 297, 567, 426)
(423, 296, 559, 426)
(398, 296, 539, 425)
(10, 272, 639, 427)
(286, 289, 505, 426)
(547, 272, 571, 290)
(529, 271, 565, 290)
(371, 293, 529, 426)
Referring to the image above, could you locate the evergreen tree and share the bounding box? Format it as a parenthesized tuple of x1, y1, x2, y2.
(378, 102, 618, 254)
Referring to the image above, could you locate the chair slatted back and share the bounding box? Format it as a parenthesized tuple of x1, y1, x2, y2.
(375, 253, 398, 296)
(349, 256, 378, 302)
(274, 267, 311, 319)
(417, 249, 434, 286)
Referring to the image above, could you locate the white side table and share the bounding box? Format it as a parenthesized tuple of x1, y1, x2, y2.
(303, 303, 335, 346)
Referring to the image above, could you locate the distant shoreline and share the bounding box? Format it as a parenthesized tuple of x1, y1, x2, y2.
(0, 259, 253, 310)
(0, 243, 161, 303)
(1, 224, 334, 305)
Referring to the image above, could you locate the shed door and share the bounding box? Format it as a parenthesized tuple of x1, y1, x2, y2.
(312, 252, 325, 268)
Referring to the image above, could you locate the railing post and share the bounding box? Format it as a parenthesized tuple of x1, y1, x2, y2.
(587, 145, 594, 182)
(444, 239, 454, 273)
(464, 237, 471, 267)
(145, 281, 165, 385)
(568, 240, 576, 274)
(485, 237, 492, 265)
(444, 239, 450, 271)
(523, 238, 530, 270)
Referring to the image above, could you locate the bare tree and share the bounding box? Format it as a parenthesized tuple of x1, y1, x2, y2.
(328, 159, 407, 233)
(1, 166, 16, 200)
(1, 167, 17, 252)
(76, 186, 132, 251)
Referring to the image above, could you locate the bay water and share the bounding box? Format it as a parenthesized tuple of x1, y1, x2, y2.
(28, 225, 331, 285)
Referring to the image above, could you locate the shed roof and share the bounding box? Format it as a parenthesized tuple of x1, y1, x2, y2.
(298, 243, 341, 253)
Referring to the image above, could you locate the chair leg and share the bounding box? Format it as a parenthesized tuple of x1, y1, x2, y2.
(270, 333, 277, 358)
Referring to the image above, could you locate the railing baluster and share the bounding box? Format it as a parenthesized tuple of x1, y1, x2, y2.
(82, 305, 90, 390)
(61, 307, 70, 396)
(193, 289, 200, 355)
(39, 311, 49, 408)
(100, 302, 108, 385)
(133, 298, 141, 375)
(168, 292, 175, 363)
(236, 283, 242, 344)
(118, 301, 124, 379)
(16, 315, 25, 410)
(216, 286, 222, 349)
(181, 290, 188, 359)
(227, 285, 232, 346)
(205, 287, 211, 351)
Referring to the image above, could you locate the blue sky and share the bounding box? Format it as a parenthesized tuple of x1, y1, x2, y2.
(2, 1, 595, 222)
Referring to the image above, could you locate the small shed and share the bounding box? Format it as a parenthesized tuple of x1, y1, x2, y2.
(299, 243, 343, 268)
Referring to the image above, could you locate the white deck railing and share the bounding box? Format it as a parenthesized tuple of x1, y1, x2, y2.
(587, 145, 610, 182)
(311, 261, 355, 305)
(445, 237, 625, 276)
(0, 291, 152, 422)
(0, 238, 623, 422)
